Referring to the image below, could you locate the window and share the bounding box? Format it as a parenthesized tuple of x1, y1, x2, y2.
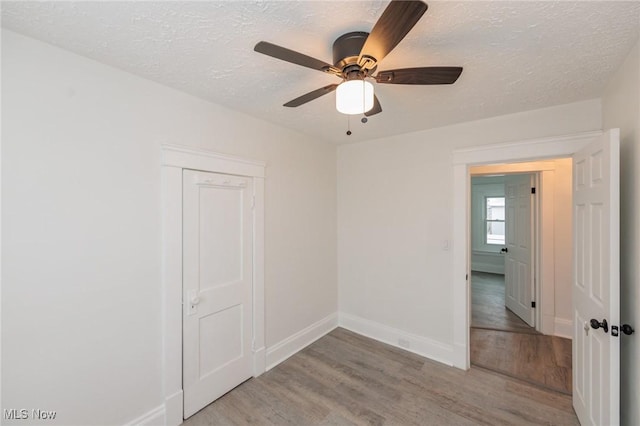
(485, 197, 505, 245)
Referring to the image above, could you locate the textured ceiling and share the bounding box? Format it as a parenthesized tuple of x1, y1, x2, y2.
(2, 1, 640, 143)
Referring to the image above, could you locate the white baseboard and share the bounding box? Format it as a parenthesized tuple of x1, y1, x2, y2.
(541, 313, 555, 336)
(253, 346, 266, 376)
(554, 317, 573, 339)
(338, 313, 454, 366)
(451, 343, 468, 370)
(471, 264, 505, 275)
(164, 390, 183, 426)
(266, 313, 338, 371)
(124, 404, 165, 426)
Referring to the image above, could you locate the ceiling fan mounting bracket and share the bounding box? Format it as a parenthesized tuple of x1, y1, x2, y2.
(358, 55, 377, 72)
(343, 64, 365, 81)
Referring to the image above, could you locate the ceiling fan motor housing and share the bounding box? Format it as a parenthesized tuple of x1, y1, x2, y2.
(332, 31, 370, 73)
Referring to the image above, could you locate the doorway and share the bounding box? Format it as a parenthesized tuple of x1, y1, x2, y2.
(450, 130, 595, 374)
(451, 130, 620, 425)
(161, 145, 267, 425)
(469, 174, 537, 333)
(468, 167, 572, 394)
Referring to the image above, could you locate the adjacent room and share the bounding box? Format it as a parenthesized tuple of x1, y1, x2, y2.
(2, 1, 639, 425)
(469, 164, 573, 395)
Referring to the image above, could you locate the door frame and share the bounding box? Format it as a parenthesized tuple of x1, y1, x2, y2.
(161, 144, 266, 425)
(451, 130, 602, 369)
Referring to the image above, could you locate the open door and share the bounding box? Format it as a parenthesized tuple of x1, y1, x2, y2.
(504, 174, 535, 326)
(572, 129, 620, 425)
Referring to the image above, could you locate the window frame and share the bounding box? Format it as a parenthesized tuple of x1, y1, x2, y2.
(484, 196, 506, 246)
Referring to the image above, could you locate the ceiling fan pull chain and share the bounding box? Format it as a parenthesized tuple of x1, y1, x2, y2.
(362, 80, 365, 112)
(346, 115, 352, 136)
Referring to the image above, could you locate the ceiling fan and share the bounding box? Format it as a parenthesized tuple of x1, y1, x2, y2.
(254, 0, 463, 117)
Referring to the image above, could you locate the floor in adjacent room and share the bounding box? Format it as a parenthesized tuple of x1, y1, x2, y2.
(184, 328, 578, 425)
(470, 271, 572, 395)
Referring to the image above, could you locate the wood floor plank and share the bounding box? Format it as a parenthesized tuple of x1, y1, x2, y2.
(184, 328, 578, 425)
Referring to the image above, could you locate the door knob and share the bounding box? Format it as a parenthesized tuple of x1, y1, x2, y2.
(621, 324, 635, 335)
(590, 318, 609, 333)
(500, 247, 508, 253)
(186, 290, 200, 316)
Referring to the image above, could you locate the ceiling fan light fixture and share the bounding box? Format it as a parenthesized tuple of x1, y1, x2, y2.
(336, 80, 374, 115)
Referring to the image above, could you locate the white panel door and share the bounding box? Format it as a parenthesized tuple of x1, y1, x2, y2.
(504, 174, 535, 326)
(183, 169, 253, 418)
(572, 130, 620, 426)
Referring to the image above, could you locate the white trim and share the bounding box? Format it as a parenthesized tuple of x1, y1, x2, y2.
(252, 177, 266, 376)
(124, 405, 166, 426)
(161, 145, 266, 425)
(451, 130, 601, 370)
(164, 391, 182, 426)
(453, 131, 602, 165)
(554, 318, 573, 340)
(161, 165, 184, 425)
(470, 263, 504, 275)
(471, 161, 557, 174)
(537, 171, 554, 335)
(338, 313, 454, 366)
(471, 250, 505, 274)
(162, 144, 265, 178)
(452, 163, 470, 369)
(253, 346, 267, 375)
(266, 313, 338, 371)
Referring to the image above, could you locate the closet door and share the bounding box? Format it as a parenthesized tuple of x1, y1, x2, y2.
(182, 169, 254, 418)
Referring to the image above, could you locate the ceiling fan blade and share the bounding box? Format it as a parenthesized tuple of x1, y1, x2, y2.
(283, 84, 339, 107)
(375, 67, 463, 85)
(358, 0, 428, 71)
(255, 41, 334, 73)
(365, 95, 382, 117)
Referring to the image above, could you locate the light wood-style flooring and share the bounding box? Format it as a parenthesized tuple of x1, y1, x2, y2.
(470, 272, 572, 395)
(471, 271, 537, 333)
(184, 328, 578, 425)
(471, 329, 572, 395)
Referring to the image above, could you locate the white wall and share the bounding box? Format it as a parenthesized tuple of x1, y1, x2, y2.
(552, 158, 573, 326)
(1, 30, 337, 425)
(602, 39, 640, 426)
(338, 99, 601, 358)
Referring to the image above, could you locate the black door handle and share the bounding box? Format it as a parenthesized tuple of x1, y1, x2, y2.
(500, 247, 508, 253)
(590, 318, 609, 333)
(621, 324, 635, 335)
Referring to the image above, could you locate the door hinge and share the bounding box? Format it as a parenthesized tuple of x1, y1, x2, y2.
(531, 187, 536, 194)
(466, 274, 468, 281)
(531, 301, 536, 308)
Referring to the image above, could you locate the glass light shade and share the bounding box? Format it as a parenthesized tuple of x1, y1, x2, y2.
(336, 80, 374, 115)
